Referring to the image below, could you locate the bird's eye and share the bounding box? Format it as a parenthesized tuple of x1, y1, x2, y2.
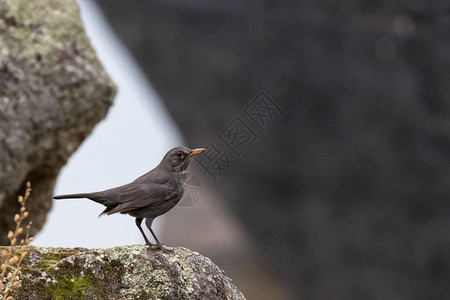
(177, 152, 184, 157)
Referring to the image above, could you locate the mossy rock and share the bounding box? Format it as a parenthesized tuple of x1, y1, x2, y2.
(0, 0, 116, 244)
(0, 245, 246, 300)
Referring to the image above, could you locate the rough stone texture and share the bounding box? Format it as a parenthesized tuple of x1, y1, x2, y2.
(0, 245, 246, 300)
(0, 0, 116, 244)
(93, 1, 450, 299)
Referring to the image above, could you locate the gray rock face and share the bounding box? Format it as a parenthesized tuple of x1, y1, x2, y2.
(93, 1, 450, 299)
(1, 245, 246, 300)
(0, 0, 116, 243)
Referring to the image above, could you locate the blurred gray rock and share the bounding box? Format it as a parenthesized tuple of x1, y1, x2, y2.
(94, 1, 450, 299)
(0, 0, 116, 243)
(1, 245, 245, 300)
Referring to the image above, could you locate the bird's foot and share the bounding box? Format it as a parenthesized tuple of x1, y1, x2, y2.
(148, 243, 173, 253)
(161, 245, 173, 253)
(144, 242, 157, 249)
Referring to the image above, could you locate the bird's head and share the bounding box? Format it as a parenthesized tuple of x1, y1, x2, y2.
(160, 146, 206, 172)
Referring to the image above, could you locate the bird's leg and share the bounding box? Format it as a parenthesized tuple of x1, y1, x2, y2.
(135, 218, 154, 247)
(145, 218, 173, 253)
(149, 227, 161, 245)
(150, 228, 173, 253)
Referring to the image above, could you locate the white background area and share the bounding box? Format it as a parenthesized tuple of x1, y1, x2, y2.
(32, 0, 182, 248)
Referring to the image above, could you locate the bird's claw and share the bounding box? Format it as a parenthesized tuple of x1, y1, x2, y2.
(147, 244, 173, 253)
(160, 246, 173, 253)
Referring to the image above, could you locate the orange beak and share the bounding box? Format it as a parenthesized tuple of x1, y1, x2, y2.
(188, 148, 206, 157)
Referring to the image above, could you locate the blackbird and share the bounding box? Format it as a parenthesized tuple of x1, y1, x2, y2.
(53, 146, 205, 252)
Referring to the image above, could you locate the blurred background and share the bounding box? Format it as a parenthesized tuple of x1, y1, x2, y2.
(6, 0, 450, 299)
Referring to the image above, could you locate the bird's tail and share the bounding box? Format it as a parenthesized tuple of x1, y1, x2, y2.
(53, 193, 94, 200)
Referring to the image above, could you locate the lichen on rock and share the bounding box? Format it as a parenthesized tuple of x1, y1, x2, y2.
(0, 0, 116, 243)
(0, 245, 246, 300)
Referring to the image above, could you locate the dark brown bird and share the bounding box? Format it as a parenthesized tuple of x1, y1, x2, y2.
(53, 146, 206, 252)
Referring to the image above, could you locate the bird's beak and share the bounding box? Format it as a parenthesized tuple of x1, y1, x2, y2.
(188, 148, 206, 157)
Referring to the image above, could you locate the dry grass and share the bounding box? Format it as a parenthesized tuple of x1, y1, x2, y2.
(0, 182, 33, 300)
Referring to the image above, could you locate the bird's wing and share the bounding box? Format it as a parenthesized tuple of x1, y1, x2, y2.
(103, 176, 179, 215)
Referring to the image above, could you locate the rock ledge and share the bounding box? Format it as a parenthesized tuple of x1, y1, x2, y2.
(1, 245, 245, 300)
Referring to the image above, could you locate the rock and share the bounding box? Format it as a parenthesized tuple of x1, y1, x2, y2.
(1, 245, 246, 300)
(0, 0, 116, 244)
(93, 1, 450, 299)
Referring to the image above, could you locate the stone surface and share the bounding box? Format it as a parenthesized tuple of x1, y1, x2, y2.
(93, 1, 450, 299)
(0, 0, 116, 244)
(0, 245, 246, 300)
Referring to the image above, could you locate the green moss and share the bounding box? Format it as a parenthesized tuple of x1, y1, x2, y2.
(41, 260, 108, 299)
(37, 260, 53, 270)
(43, 251, 71, 261)
(49, 275, 93, 300)
(1, 246, 245, 299)
(33, 249, 77, 271)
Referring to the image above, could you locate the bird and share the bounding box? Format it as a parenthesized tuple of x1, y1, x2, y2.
(53, 146, 206, 252)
